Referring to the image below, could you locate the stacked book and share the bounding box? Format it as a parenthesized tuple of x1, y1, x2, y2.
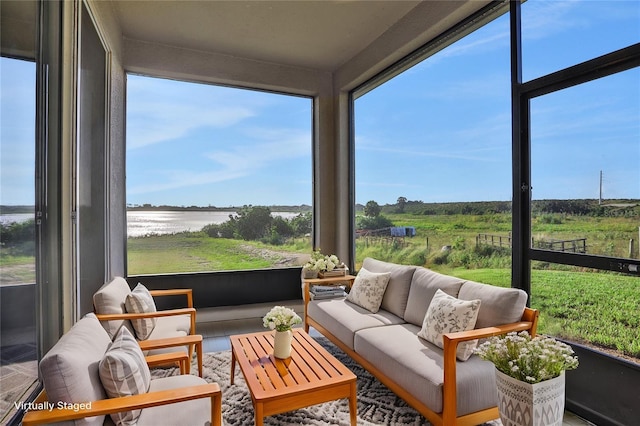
(310, 285, 347, 300)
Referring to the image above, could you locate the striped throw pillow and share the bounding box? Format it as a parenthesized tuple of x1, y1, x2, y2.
(99, 326, 151, 425)
(125, 283, 157, 340)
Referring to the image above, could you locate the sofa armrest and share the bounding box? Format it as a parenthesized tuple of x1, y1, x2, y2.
(149, 289, 193, 308)
(440, 307, 539, 424)
(22, 383, 221, 426)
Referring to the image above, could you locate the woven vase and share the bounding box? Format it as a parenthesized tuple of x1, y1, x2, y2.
(495, 369, 565, 426)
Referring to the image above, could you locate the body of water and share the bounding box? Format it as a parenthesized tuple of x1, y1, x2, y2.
(1, 211, 302, 237)
(0, 213, 34, 225)
(127, 211, 300, 237)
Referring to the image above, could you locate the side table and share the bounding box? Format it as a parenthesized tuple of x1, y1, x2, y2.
(303, 274, 356, 332)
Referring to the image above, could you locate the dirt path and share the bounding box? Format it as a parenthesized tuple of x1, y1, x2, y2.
(239, 245, 309, 267)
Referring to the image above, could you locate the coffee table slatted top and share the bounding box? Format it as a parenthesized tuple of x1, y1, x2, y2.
(231, 329, 355, 399)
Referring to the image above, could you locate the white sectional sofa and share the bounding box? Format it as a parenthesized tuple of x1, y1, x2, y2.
(305, 257, 539, 426)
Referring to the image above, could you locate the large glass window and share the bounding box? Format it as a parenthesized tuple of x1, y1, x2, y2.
(354, 10, 513, 274)
(522, 0, 639, 363)
(530, 69, 640, 259)
(126, 75, 312, 274)
(353, 0, 639, 365)
(0, 57, 38, 423)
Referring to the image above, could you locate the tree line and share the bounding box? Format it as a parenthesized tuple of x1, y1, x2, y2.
(369, 198, 639, 217)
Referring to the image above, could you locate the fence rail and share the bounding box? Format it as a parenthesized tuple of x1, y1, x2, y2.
(533, 238, 587, 253)
(476, 233, 587, 254)
(476, 233, 512, 248)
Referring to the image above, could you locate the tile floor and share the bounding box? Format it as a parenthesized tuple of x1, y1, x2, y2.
(196, 311, 594, 426)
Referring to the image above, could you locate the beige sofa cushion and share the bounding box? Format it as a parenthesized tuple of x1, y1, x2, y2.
(307, 298, 404, 350)
(136, 375, 211, 426)
(94, 277, 134, 339)
(362, 257, 416, 318)
(458, 280, 528, 329)
(354, 323, 497, 416)
(404, 267, 465, 326)
(39, 313, 111, 426)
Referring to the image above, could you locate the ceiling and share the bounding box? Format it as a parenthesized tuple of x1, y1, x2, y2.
(108, 0, 426, 72)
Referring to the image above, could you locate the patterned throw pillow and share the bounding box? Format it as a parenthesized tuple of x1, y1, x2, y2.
(418, 288, 481, 361)
(125, 283, 157, 340)
(346, 267, 391, 313)
(99, 327, 151, 425)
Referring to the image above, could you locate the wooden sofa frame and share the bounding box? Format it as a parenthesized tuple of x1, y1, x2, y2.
(307, 306, 539, 426)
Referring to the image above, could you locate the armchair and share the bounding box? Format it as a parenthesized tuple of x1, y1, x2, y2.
(22, 313, 221, 426)
(93, 277, 202, 375)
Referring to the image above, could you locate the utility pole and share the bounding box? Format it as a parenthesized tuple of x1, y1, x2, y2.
(599, 170, 603, 205)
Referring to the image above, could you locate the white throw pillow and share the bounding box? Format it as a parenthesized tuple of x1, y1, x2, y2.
(125, 283, 157, 340)
(346, 267, 391, 313)
(418, 288, 481, 361)
(99, 327, 151, 426)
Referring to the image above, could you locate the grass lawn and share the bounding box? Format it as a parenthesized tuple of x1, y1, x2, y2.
(448, 267, 640, 359)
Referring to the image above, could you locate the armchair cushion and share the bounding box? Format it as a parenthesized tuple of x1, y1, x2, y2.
(125, 283, 158, 340)
(99, 327, 151, 425)
(39, 313, 111, 426)
(94, 277, 135, 339)
(136, 375, 212, 426)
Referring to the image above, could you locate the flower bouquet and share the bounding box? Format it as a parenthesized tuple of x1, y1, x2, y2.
(303, 249, 345, 278)
(474, 331, 579, 383)
(263, 305, 302, 332)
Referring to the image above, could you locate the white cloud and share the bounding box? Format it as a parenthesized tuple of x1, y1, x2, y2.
(127, 101, 255, 149)
(128, 128, 310, 195)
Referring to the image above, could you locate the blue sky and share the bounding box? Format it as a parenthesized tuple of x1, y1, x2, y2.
(1, 0, 638, 207)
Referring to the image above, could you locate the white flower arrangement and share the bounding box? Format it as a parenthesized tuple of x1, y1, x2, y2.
(474, 331, 579, 384)
(303, 249, 341, 272)
(263, 306, 302, 332)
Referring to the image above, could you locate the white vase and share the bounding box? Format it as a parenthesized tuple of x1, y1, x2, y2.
(495, 369, 565, 426)
(273, 329, 293, 359)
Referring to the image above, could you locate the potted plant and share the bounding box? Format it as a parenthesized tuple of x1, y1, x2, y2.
(474, 331, 579, 426)
(263, 306, 302, 359)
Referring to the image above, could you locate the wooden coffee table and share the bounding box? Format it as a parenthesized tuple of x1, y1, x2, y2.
(230, 329, 357, 426)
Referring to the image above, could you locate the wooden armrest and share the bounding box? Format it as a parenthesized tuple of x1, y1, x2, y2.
(443, 321, 535, 344)
(138, 334, 202, 351)
(22, 383, 220, 425)
(149, 289, 193, 308)
(95, 307, 195, 321)
(145, 352, 189, 373)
